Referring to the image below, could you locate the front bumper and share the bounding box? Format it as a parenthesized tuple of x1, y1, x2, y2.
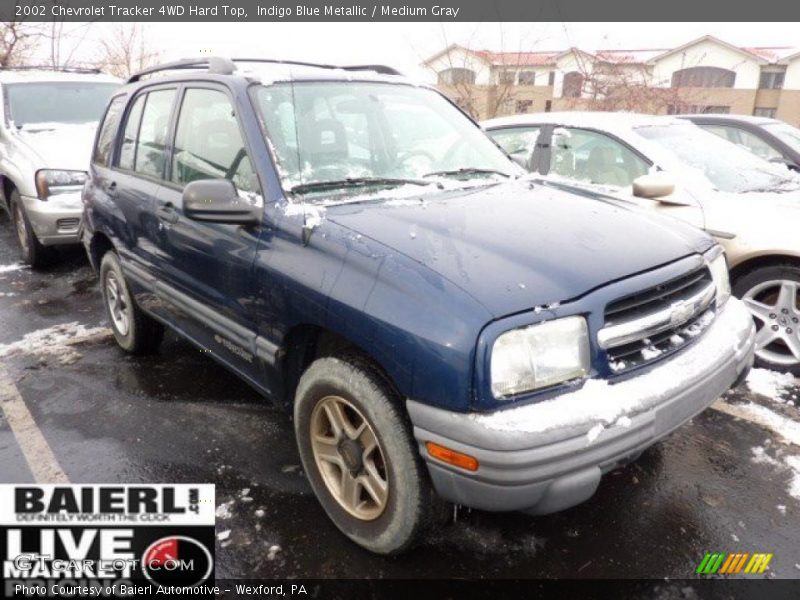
(20, 193, 82, 246)
(407, 298, 755, 514)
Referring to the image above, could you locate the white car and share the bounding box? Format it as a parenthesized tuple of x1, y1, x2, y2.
(0, 68, 119, 267)
(483, 111, 800, 375)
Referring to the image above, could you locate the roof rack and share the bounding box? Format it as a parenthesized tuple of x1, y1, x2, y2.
(232, 58, 403, 76)
(126, 57, 236, 83)
(2, 65, 102, 74)
(126, 56, 402, 83)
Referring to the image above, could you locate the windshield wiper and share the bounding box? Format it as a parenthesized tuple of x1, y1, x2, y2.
(423, 167, 511, 179)
(289, 177, 433, 195)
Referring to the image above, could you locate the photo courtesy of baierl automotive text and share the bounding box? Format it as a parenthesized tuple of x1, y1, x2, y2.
(0, 0, 799, 598)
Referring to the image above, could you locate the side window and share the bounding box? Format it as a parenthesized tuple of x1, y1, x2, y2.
(488, 127, 540, 166)
(134, 89, 176, 179)
(730, 127, 783, 161)
(172, 88, 259, 196)
(118, 94, 146, 171)
(550, 128, 649, 187)
(93, 96, 126, 166)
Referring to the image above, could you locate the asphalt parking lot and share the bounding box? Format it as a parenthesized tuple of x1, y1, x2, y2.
(0, 208, 799, 582)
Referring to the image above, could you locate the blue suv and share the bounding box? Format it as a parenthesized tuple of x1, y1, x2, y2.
(82, 57, 756, 554)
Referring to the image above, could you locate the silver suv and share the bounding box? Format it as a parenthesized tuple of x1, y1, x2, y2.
(0, 68, 119, 267)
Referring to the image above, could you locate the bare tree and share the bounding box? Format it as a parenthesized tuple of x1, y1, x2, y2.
(559, 53, 707, 114)
(0, 21, 45, 67)
(95, 24, 161, 79)
(420, 25, 546, 120)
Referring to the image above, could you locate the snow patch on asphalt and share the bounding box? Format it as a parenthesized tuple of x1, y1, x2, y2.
(727, 403, 800, 447)
(0, 322, 112, 365)
(746, 368, 797, 401)
(787, 456, 800, 499)
(0, 263, 28, 274)
(215, 500, 235, 520)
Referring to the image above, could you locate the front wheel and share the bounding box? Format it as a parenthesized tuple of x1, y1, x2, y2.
(99, 251, 164, 354)
(294, 354, 436, 554)
(734, 264, 800, 375)
(10, 191, 50, 268)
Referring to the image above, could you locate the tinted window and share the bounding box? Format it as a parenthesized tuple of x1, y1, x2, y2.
(5, 82, 118, 127)
(172, 88, 259, 195)
(119, 95, 146, 171)
(134, 89, 176, 179)
(549, 128, 649, 185)
(93, 96, 126, 166)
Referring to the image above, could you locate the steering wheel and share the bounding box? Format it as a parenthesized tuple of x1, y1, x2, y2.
(396, 149, 436, 172)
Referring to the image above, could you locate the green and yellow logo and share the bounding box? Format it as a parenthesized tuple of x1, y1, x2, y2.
(696, 552, 773, 575)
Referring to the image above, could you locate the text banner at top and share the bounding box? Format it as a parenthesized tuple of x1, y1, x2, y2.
(3, 0, 800, 22)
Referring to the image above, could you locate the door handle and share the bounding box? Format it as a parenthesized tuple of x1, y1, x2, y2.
(156, 203, 180, 224)
(105, 181, 117, 195)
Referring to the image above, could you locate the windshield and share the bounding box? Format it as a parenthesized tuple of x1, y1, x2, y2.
(635, 123, 798, 193)
(252, 81, 517, 195)
(5, 82, 119, 127)
(762, 121, 800, 154)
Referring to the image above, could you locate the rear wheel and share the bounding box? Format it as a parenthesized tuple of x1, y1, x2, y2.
(734, 264, 800, 375)
(10, 191, 49, 268)
(294, 354, 436, 554)
(100, 251, 164, 354)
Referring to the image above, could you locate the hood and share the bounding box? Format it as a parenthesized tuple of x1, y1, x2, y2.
(13, 122, 98, 171)
(323, 180, 713, 317)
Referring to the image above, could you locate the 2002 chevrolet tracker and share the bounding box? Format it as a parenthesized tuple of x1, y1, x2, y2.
(82, 57, 756, 554)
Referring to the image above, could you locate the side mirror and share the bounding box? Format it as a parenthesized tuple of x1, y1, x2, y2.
(182, 179, 261, 225)
(632, 174, 675, 199)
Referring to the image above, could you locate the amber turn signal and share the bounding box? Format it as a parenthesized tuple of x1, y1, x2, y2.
(425, 441, 479, 472)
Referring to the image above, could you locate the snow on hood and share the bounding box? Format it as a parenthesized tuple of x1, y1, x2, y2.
(14, 122, 99, 171)
(322, 178, 713, 317)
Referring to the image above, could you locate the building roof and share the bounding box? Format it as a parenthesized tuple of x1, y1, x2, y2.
(425, 36, 800, 69)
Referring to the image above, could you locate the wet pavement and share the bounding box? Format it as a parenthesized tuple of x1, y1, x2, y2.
(0, 206, 799, 582)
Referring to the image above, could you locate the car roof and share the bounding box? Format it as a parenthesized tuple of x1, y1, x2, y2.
(0, 69, 120, 85)
(481, 111, 686, 133)
(677, 113, 779, 125)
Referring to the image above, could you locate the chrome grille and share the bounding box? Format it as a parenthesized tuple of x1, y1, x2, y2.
(599, 265, 716, 374)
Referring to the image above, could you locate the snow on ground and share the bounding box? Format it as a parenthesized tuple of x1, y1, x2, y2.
(0, 322, 112, 365)
(746, 368, 797, 402)
(0, 263, 28, 274)
(720, 402, 800, 447)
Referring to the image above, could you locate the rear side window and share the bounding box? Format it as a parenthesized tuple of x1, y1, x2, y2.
(93, 96, 126, 166)
(133, 89, 176, 179)
(119, 95, 146, 171)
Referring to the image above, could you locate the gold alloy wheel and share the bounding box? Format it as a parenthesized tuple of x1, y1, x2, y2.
(310, 395, 389, 521)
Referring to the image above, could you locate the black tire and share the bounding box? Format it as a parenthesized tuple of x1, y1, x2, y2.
(733, 263, 800, 376)
(10, 190, 50, 268)
(99, 251, 164, 354)
(294, 354, 437, 554)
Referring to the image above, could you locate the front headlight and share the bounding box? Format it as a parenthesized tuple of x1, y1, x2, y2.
(35, 169, 87, 200)
(491, 316, 590, 398)
(706, 247, 731, 306)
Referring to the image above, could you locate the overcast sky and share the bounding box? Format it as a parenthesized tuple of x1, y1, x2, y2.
(43, 21, 800, 82)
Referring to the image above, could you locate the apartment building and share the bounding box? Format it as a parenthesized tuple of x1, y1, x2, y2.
(424, 35, 800, 123)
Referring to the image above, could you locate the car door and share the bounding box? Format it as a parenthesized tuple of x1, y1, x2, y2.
(537, 126, 705, 229)
(106, 86, 179, 305)
(154, 84, 264, 382)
